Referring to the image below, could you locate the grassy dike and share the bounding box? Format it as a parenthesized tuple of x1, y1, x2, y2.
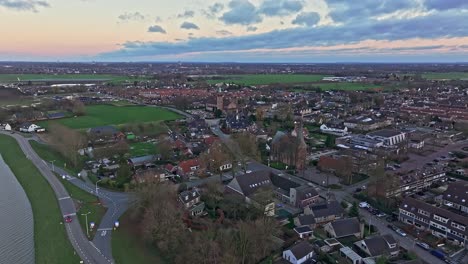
(0, 135, 80, 264)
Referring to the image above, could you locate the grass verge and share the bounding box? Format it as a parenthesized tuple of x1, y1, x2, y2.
(0, 134, 80, 264)
(30, 140, 82, 174)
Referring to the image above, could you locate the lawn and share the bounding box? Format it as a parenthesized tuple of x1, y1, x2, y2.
(0, 73, 150, 84)
(422, 72, 468, 80)
(30, 140, 83, 174)
(39, 105, 181, 129)
(56, 174, 106, 240)
(130, 142, 158, 157)
(0, 135, 80, 264)
(207, 74, 329, 86)
(112, 212, 166, 264)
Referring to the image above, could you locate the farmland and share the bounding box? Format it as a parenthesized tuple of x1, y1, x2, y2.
(207, 74, 329, 86)
(0, 74, 150, 84)
(421, 72, 468, 80)
(39, 105, 182, 129)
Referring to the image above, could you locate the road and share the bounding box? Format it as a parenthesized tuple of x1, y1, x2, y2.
(1, 131, 114, 264)
(51, 165, 133, 260)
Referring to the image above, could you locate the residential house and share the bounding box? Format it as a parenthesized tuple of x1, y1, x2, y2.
(178, 190, 205, 216)
(441, 182, 468, 214)
(128, 155, 160, 168)
(300, 201, 344, 226)
(324, 218, 362, 239)
(354, 234, 399, 258)
(177, 159, 201, 178)
(399, 197, 468, 248)
(385, 168, 447, 197)
(47, 112, 66, 120)
(282, 241, 315, 264)
(1, 123, 11, 131)
(88, 126, 119, 139)
(294, 226, 314, 239)
(225, 170, 275, 216)
(19, 122, 44, 133)
(320, 124, 349, 136)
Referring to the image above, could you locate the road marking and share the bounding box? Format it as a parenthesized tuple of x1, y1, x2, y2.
(63, 213, 76, 217)
(101, 231, 107, 237)
(59, 196, 71, 200)
(97, 228, 113, 231)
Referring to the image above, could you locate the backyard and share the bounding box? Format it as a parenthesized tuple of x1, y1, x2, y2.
(38, 105, 181, 129)
(130, 141, 158, 157)
(0, 135, 80, 264)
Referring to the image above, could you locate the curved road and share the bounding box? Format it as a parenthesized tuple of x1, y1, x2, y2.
(1, 132, 114, 264)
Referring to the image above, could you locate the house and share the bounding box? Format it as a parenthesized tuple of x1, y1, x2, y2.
(324, 217, 362, 238)
(302, 201, 344, 225)
(1, 123, 11, 131)
(294, 215, 317, 229)
(354, 234, 399, 258)
(441, 182, 468, 213)
(282, 241, 315, 264)
(399, 197, 468, 248)
(19, 122, 43, 133)
(178, 190, 205, 216)
(271, 173, 319, 208)
(294, 226, 314, 239)
(88, 126, 119, 138)
(225, 170, 275, 216)
(177, 159, 200, 178)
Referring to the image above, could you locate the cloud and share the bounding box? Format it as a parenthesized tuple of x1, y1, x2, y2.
(247, 26, 257, 32)
(216, 30, 232, 36)
(177, 10, 195, 18)
(0, 0, 49, 12)
(181, 21, 200, 30)
(292, 12, 320, 26)
(258, 0, 304, 17)
(101, 10, 468, 59)
(118, 12, 145, 22)
(326, 0, 419, 22)
(147, 25, 166, 34)
(204, 3, 224, 18)
(220, 0, 262, 25)
(423, 0, 468, 11)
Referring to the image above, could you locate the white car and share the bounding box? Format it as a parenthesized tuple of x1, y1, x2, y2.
(359, 202, 369, 208)
(395, 229, 407, 237)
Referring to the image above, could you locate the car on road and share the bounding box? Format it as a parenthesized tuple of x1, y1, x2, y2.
(354, 187, 362, 193)
(64, 216, 72, 223)
(376, 212, 386, 218)
(359, 202, 369, 208)
(395, 228, 407, 237)
(416, 242, 430, 250)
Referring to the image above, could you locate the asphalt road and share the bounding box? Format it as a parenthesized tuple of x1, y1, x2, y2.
(1, 132, 112, 264)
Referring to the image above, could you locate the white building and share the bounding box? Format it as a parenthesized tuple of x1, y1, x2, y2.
(367, 129, 406, 146)
(282, 241, 315, 264)
(19, 123, 44, 133)
(320, 124, 349, 136)
(1, 123, 11, 131)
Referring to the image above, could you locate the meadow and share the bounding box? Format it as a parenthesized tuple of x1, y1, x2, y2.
(39, 105, 181, 129)
(0, 135, 80, 264)
(421, 72, 468, 80)
(0, 74, 150, 85)
(207, 74, 329, 86)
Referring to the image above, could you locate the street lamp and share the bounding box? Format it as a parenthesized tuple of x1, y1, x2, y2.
(81, 211, 91, 238)
(51, 160, 56, 172)
(95, 179, 102, 196)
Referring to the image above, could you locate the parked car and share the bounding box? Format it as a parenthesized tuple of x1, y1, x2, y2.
(416, 242, 430, 250)
(359, 202, 369, 208)
(430, 249, 446, 260)
(376, 212, 386, 218)
(64, 216, 72, 223)
(395, 228, 407, 237)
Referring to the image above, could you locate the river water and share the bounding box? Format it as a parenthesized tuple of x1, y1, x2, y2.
(0, 155, 34, 264)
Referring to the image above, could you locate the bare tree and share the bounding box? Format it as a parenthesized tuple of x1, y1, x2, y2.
(49, 123, 86, 167)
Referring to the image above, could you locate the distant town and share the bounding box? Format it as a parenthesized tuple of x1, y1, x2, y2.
(0, 62, 468, 264)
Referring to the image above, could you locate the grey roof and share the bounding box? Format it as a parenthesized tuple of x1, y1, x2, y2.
(362, 235, 398, 257)
(443, 182, 468, 206)
(287, 241, 314, 260)
(88, 125, 118, 135)
(128, 155, 157, 166)
(294, 226, 313, 234)
(368, 129, 403, 138)
(270, 173, 300, 192)
(309, 201, 344, 218)
(271, 131, 287, 145)
(297, 215, 316, 225)
(330, 218, 361, 238)
(179, 190, 200, 204)
(295, 185, 319, 200)
(231, 170, 272, 197)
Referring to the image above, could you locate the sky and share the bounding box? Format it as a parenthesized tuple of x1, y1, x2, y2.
(0, 0, 468, 62)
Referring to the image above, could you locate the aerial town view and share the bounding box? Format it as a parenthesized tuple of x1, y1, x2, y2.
(1, 1, 468, 264)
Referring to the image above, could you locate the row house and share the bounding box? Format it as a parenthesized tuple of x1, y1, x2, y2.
(385, 169, 447, 197)
(399, 197, 468, 248)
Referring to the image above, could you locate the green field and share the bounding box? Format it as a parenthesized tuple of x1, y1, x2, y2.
(130, 142, 158, 157)
(0, 73, 150, 84)
(56, 174, 106, 240)
(39, 105, 182, 129)
(294, 82, 382, 91)
(0, 135, 80, 264)
(30, 141, 83, 174)
(207, 74, 329, 86)
(421, 72, 468, 80)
